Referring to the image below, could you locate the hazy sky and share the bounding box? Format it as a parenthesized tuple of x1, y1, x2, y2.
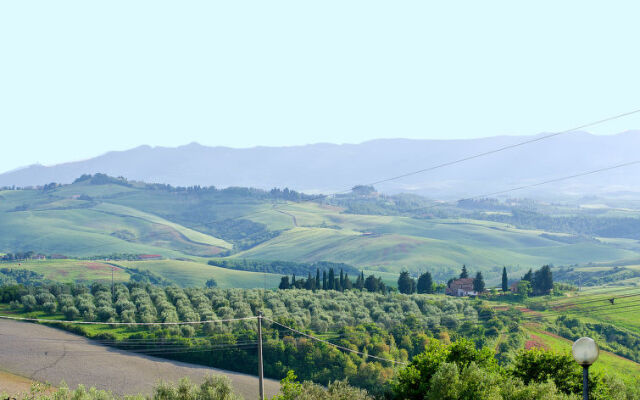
(1, 1, 639, 173)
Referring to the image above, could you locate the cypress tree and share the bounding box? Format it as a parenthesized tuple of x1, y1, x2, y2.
(473, 272, 485, 293)
(316, 269, 320, 289)
(460, 265, 469, 279)
(344, 273, 352, 290)
(398, 271, 415, 294)
(339, 269, 344, 291)
(417, 272, 434, 294)
(502, 267, 508, 292)
(364, 275, 378, 292)
(358, 271, 365, 290)
(322, 270, 327, 290)
(305, 272, 314, 290)
(534, 265, 553, 295)
(328, 268, 335, 290)
(278, 276, 290, 290)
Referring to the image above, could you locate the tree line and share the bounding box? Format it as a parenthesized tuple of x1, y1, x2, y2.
(278, 269, 387, 294)
(210, 259, 359, 277)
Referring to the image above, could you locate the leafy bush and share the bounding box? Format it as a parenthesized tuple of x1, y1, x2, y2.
(272, 371, 372, 400)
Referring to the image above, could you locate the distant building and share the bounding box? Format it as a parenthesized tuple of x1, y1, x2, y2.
(138, 254, 162, 260)
(510, 281, 520, 293)
(446, 278, 477, 297)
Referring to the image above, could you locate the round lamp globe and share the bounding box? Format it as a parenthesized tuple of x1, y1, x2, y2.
(572, 337, 599, 366)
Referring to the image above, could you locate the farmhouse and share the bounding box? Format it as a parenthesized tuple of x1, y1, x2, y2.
(446, 278, 477, 297)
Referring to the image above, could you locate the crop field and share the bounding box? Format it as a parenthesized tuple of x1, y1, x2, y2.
(0, 318, 280, 398)
(0, 260, 130, 283)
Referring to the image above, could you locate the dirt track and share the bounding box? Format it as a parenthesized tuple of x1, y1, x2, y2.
(0, 319, 280, 399)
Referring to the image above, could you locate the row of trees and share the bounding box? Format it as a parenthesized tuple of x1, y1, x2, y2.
(0, 268, 44, 286)
(397, 271, 438, 294)
(1, 251, 42, 261)
(278, 269, 387, 294)
(210, 259, 359, 277)
(73, 173, 315, 203)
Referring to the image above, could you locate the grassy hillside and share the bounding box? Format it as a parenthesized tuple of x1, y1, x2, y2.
(0, 259, 281, 289)
(3, 176, 640, 284)
(536, 286, 640, 332)
(112, 259, 281, 288)
(235, 204, 640, 281)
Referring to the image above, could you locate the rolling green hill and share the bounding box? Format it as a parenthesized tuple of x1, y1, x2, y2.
(3, 175, 640, 285)
(0, 259, 281, 289)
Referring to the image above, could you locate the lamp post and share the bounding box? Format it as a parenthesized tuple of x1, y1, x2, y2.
(572, 337, 599, 400)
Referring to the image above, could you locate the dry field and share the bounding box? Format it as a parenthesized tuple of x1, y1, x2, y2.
(0, 319, 280, 399)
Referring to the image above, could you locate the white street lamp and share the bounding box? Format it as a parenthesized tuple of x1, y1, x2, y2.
(572, 337, 599, 400)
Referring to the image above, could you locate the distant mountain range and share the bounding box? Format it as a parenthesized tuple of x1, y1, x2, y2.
(2, 131, 640, 199)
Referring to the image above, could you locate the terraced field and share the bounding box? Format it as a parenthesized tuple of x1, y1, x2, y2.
(522, 322, 640, 380)
(541, 286, 640, 332)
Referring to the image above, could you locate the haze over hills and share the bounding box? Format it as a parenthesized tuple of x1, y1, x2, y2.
(2, 131, 640, 199)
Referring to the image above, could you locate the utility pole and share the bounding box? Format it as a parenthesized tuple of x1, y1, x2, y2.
(578, 272, 582, 292)
(257, 311, 264, 400)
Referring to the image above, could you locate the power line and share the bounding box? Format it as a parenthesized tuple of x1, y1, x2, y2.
(363, 108, 640, 189)
(19, 155, 640, 266)
(17, 108, 640, 256)
(465, 160, 640, 200)
(265, 317, 407, 365)
(0, 314, 257, 325)
(549, 291, 640, 309)
(389, 159, 640, 216)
